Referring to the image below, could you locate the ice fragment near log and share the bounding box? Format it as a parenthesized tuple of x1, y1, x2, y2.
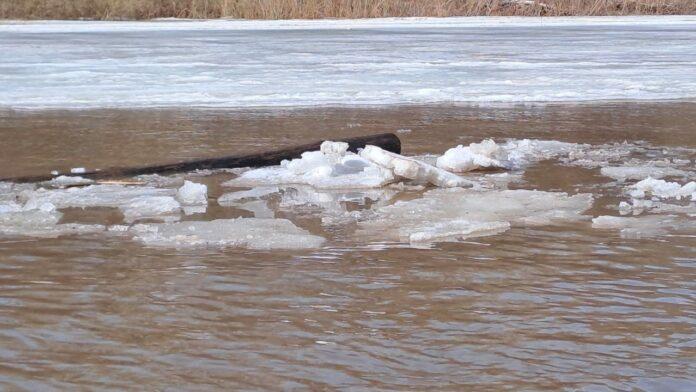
(359, 145, 472, 188)
(224, 141, 395, 189)
(436, 139, 508, 172)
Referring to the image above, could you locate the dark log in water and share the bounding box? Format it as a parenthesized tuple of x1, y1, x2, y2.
(2, 133, 401, 183)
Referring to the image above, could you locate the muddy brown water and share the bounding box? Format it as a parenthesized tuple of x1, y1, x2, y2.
(1, 102, 695, 390)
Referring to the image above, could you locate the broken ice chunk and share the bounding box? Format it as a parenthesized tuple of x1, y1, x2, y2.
(436, 139, 508, 173)
(360, 145, 472, 188)
(70, 167, 87, 174)
(629, 177, 696, 200)
(176, 180, 208, 205)
(132, 218, 325, 250)
(224, 146, 395, 189)
(45, 175, 94, 187)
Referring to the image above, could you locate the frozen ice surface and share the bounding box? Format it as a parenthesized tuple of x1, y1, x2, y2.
(591, 215, 690, 238)
(45, 175, 94, 187)
(176, 181, 208, 205)
(629, 178, 696, 200)
(357, 188, 593, 245)
(436, 139, 508, 172)
(132, 218, 325, 249)
(3, 17, 696, 109)
(601, 166, 690, 182)
(224, 144, 395, 189)
(360, 145, 472, 188)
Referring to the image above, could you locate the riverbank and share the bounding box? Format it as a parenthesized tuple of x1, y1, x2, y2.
(1, 0, 694, 20)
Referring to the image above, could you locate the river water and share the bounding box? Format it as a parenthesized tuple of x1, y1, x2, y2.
(1, 103, 695, 390)
(1, 17, 696, 391)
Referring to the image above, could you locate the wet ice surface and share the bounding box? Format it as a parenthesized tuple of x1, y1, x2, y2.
(1, 138, 693, 249)
(2, 16, 696, 109)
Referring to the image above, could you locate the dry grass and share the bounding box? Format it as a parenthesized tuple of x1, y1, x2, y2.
(1, 0, 694, 20)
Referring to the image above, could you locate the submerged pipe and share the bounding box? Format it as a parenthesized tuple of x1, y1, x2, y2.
(2, 133, 401, 184)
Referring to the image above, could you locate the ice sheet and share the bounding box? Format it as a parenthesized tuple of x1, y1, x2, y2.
(131, 218, 325, 249)
(357, 188, 593, 245)
(2, 16, 695, 109)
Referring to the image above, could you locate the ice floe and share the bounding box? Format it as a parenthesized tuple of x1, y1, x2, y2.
(131, 218, 325, 249)
(0, 207, 105, 238)
(356, 188, 593, 245)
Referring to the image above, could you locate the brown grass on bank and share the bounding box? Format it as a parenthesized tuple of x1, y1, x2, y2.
(1, 0, 694, 20)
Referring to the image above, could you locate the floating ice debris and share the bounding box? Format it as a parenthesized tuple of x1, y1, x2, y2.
(45, 175, 94, 187)
(70, 167, 86, 174)
(132, 218, 325, 249)
(601, 166, 690, 182)
(224, 142, 395, 189)
(360, 145, 472, 188)
(357, 188, 593, 245)
(176, 181, 208, 205)
(121, 196, 181, 223)
(218, 186, 279, 205)
(436, 139, 508, 172)
(591, 215, 688, 238)
(629, 177, 696, 200)
(396, 128, 412, 134)
(503, 139, 583, 168)
(50, 170, 59, 176)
